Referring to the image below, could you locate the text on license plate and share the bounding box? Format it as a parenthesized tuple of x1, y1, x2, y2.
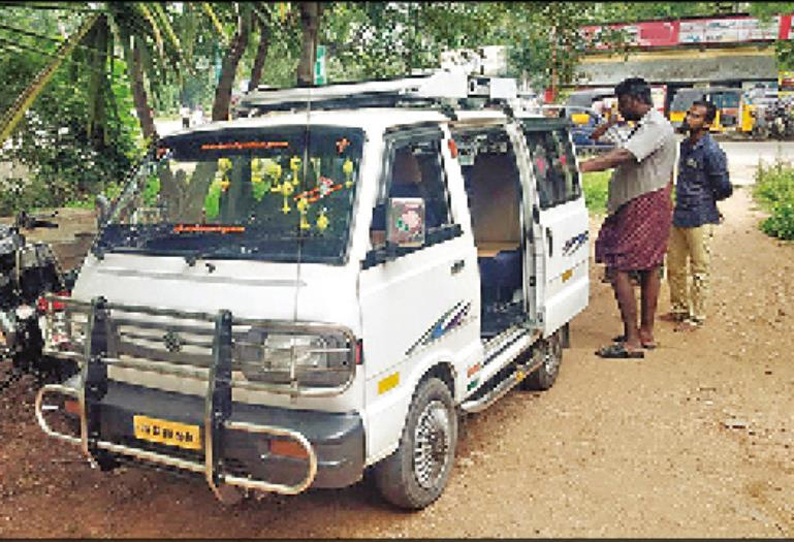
(133, 415, 201, 450)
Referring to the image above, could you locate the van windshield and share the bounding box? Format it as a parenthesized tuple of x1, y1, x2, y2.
(96, 126, 364, 264)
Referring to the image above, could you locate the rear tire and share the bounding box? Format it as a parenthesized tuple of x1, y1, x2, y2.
(373, 377, 457, 510)
(521, 329, 563, 391)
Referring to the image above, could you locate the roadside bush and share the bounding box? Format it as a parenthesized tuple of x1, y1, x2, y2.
(753, 161, 794, 241)
(581, 170, 610, 215)
(761, 201, 794, 240)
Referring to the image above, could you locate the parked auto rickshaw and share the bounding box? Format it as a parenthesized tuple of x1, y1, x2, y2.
(668, 87, 751, 134)
(564, 88, 617, 126)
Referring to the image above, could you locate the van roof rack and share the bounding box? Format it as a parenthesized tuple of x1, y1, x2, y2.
(235, 69, 520, 119)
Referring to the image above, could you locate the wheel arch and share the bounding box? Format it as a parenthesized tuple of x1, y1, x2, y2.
(417, 360, 457, 401)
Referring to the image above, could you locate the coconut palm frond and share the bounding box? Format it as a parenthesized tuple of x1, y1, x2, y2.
(135, 3, 164, 59)
(0, 12, 100, 145)
(149, 2, 183, 62)
(202, 2, 228, 45)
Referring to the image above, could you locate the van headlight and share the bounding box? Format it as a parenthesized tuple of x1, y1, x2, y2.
(236, 328, 355, 389)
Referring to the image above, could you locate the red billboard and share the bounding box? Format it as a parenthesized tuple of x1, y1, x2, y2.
(581, 13, 794, 50)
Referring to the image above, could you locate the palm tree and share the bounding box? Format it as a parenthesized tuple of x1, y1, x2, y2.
(105, 2, 185, 143)
(0, 12, 100, 146)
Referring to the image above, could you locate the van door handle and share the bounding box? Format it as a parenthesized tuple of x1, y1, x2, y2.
(546, 229, 553, 257)
(451, 259, 465, 275)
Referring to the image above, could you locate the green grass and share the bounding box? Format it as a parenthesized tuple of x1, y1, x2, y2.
(753, 160, 794, 241)
(581, 170, 610, 215)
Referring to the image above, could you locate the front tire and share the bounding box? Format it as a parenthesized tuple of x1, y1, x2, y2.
(373, 377, 457, 510)
(521, 329, 563, 391)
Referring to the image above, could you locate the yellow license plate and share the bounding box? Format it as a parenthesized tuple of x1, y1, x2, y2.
(133, 415, 201, 450)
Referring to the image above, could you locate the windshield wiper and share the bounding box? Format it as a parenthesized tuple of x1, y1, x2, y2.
(182, 244, 261, 266)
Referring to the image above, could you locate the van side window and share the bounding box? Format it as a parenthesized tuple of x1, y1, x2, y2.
(370, 138, 455, 247)
(525, 129, 581, 209)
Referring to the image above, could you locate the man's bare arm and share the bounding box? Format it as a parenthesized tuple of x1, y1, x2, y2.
(589, 113, 619, 141)
(578, 148, 634, 173)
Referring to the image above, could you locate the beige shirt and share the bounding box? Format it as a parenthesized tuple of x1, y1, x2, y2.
(607, 108, 676, 215)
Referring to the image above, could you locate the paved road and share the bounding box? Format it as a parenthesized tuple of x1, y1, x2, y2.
(720, 140, 794, 185)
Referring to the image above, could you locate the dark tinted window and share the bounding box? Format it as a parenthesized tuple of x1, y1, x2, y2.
(524, 128, 581, 209)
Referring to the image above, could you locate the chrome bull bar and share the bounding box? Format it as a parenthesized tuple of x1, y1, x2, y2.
(36, 385, 318, 496)
(35, 296, 322, 499)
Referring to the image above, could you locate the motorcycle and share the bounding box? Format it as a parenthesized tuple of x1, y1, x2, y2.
(766, 100, 794, 140)
(0, 210, 76, 383)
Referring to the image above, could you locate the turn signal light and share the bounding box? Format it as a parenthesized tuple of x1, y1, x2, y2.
(64, 398, 81, 416)
(447, 138, 459, 158)
(37, 291, 71, 313)
(270, 439, 309, 459)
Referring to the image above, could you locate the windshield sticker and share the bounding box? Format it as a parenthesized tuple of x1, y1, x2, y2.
(251, 158, 269, 200)
(200, 141, 289, 150)
(173, 225, 245, 234)
(289, 156, 302, 183)
(297, 197, 311, 230)
(336, 137, 350, 154)
(217, 158, 233, 192)
(343, 159, 354, 187)
(316, 208, 329, 231)
(295, 176, 342, 204)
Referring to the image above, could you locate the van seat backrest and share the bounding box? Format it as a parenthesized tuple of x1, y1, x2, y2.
(469, 154, 520, 244)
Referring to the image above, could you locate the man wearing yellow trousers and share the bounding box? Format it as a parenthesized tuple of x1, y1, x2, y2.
(662, 100, 733, 331)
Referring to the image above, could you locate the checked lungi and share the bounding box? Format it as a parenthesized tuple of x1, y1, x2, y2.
(595, 183, 673, 272)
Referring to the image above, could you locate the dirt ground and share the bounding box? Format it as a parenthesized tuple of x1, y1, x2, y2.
(0, 187, 792, 538)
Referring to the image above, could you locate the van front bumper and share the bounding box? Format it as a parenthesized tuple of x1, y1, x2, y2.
(36, 296, 364, 500)
(37, 379, 365, 494)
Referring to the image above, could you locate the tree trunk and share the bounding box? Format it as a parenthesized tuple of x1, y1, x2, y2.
(212, 6, 251, 121)
(296, 2, 321, 86)
(130, 40, 158, 143)
(248, 19, 271, 92)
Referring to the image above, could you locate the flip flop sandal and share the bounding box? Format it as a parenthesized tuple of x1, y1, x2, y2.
(659, 312, 687, 323)
(674, 319, 702, 332)
(595, 343, 645, 359)
(612, 335, 658, 349)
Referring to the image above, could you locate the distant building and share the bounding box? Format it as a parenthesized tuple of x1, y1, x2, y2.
(570, 12, 791, 114)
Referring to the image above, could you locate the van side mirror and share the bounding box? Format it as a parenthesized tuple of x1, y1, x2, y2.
(386, 197, 425, 248)
(363, 198, 426, 269)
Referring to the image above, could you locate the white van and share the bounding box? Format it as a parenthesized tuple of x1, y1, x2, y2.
(35, 72, 590, 509)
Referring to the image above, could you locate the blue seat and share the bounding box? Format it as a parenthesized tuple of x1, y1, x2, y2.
(478, 249, 522, 303)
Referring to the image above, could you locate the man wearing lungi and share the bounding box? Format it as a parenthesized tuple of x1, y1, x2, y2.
(579, 77, 677, 359)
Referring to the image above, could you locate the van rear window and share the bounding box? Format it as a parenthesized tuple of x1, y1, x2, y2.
(523, 128, 581, 209)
